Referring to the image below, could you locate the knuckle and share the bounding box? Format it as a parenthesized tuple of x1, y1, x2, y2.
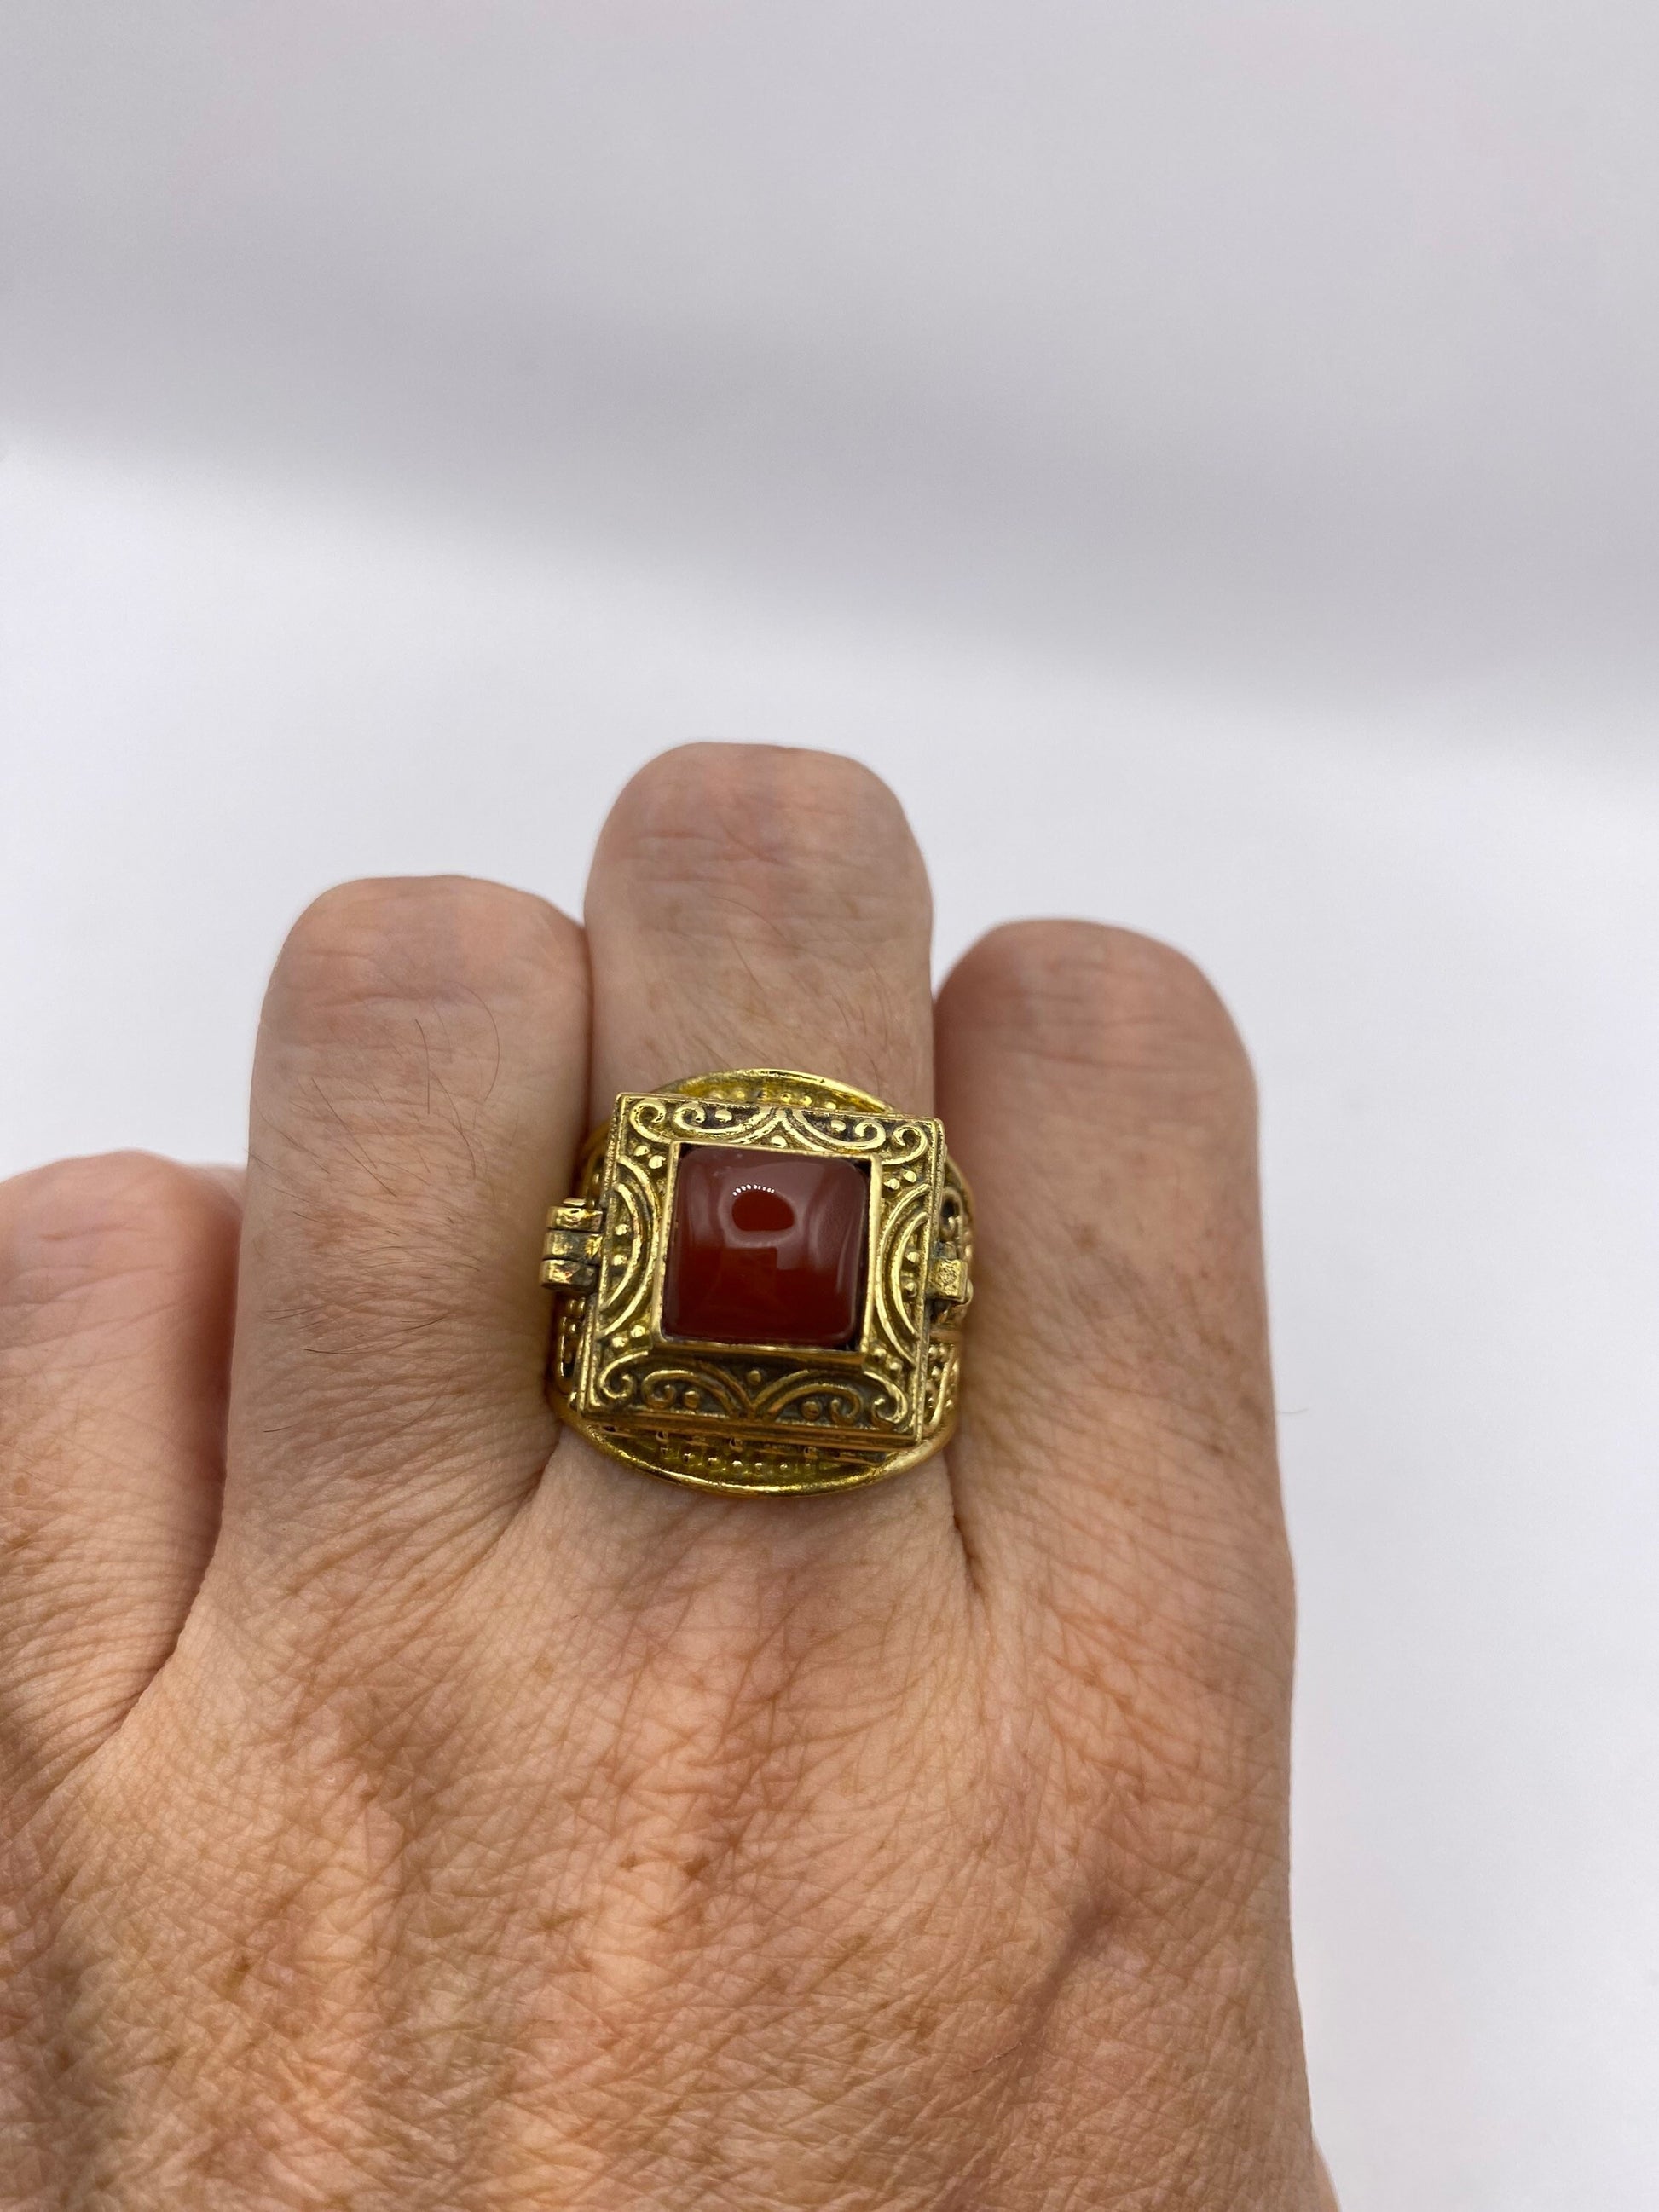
(601, 743, 926, 933)
(246, 888, 583, 1379)
(953, 920, 1255, 1109)
(0, 1159, 230, 1503)
(274, 875, 575, 1036)
(0, 1152, 223, 1329)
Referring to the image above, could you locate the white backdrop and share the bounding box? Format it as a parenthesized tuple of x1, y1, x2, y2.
(3, 8, 1657, 2207)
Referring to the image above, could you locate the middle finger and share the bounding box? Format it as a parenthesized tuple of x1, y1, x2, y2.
(522, 744, 968, 1626)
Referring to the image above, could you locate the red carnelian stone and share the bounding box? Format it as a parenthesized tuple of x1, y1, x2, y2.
(663, 1146, 869, 1348)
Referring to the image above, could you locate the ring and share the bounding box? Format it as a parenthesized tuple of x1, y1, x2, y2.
(541, 1070, 973, 1494)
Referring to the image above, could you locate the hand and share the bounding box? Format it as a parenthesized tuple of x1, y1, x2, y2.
(1, 746, 1332, 2208)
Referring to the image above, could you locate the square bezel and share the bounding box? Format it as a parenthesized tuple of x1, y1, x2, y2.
(567, 1089, 945, 1447)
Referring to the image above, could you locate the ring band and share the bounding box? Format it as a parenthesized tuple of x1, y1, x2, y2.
(541, 1070, 973, 1494)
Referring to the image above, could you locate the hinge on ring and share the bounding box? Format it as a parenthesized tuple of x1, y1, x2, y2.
(927, 1253, 972, 1309)
(541, 1199, 605, 1291)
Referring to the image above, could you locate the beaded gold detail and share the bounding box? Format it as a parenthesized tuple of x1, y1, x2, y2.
(541, 1071, 972, 1495)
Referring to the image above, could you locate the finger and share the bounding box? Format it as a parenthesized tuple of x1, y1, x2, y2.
(0, 1154, 238, 1793)
(588, 743, 934, 1115)
(217, 876, 588, 1591)
(526, 742, 961, 1603)
(934, 922, 1292, 1693)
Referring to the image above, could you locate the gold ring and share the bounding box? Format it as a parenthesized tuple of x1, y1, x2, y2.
(541, 1070, 973, 1495)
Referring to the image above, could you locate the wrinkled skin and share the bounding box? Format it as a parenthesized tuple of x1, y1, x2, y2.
(0, 747, 1336, 2209)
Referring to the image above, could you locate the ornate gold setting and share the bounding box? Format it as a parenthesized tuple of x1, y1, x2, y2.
(541, 1070, 972, 1495)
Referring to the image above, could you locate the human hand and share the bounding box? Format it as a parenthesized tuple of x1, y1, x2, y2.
(1, 746, 1332, 2208)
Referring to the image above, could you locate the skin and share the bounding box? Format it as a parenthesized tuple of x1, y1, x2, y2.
(0, 745, 1336, 2209)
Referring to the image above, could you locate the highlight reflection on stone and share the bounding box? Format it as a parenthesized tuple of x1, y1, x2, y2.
(663, 1146, 869, 1348)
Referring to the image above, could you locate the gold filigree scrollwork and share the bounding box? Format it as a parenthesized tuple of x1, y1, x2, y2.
(546, 1070, 972, 1494)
